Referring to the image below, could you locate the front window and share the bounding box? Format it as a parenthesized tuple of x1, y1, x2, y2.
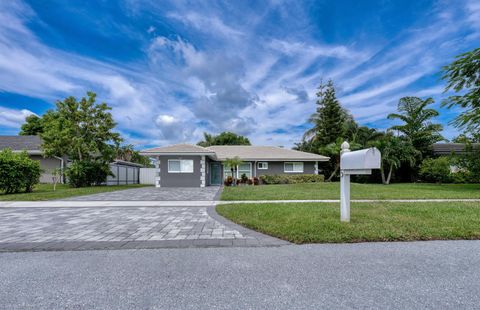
(238, 162, 252, 178)
(284, 162, 303, 173)
(168, 159, 194, 173)
(258, 162, 268, 170)
(223, 162, 252, 178)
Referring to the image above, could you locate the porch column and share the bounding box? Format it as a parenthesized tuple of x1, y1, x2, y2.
(200, 156, 206, 187)
(314, 161, 319, 175)
(155, 156, 161, 188)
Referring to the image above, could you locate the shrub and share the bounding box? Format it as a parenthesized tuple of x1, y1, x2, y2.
(450, 170, 472, 183)
(66, 160, 112, 187)
(0, 149, 41, 193)
(247, 178, 253, 185)
(224, 176, 233, 186)
(259, 174, 325, 185)
(253, 177, 260, 185)
(419, 157, 452, 183)
(240, 173, 248, 183)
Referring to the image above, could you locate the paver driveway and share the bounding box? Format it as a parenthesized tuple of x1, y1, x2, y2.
(0, 206, 286, 251)
(66, 186, 222, 201)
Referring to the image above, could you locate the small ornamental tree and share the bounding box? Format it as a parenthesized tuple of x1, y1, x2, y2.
(223, 157, 243, 186)
(0, 149, 41, 193)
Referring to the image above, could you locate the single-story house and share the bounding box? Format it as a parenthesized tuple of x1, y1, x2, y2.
(0, 135, 67, 183)
(140, 144, 329, 187)
(432, 143, 480, 155)
(0, 135, 143, 185)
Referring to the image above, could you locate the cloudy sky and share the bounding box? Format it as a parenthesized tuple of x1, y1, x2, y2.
(0, 0, 478, 148)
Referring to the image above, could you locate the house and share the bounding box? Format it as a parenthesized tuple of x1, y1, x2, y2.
(0, 135, 143, 185)
(140, 144, 329, 187)
(0, 135, 67, 183)
(432, 143, 480, 155)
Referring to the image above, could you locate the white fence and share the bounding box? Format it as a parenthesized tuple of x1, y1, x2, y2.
(140, 168, 156, 185)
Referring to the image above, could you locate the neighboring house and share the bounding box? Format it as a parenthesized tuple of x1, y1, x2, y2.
(140, 144, 329, 187)
(432, 143, 480, 155)
(0, 135, 143, 185)
(0, 135, 66, 184)
(432, 143, 480, 173)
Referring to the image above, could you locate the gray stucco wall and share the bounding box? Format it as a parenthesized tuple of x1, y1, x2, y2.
(251, 161, 316, 177)
(30, 155, 62, 184)
(159, 155, 201, 187)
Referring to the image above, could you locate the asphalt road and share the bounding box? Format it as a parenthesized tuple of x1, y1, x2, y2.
(1, 241, 479, 309)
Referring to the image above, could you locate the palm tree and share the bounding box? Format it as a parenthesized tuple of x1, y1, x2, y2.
(197, 133, 215, 147)
(223, 156, 243, 186)
(321, 138, 361, 181)
(372, 134, 418, 184)
(351, 126, 384, 147)
(387, 97, 444, 158)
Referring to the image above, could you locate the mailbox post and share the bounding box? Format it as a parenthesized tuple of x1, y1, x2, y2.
(339, 141, 381, 222)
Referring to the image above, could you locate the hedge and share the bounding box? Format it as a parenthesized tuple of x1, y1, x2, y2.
(0, 149, 41, 193)
(259, 174, 325, 185)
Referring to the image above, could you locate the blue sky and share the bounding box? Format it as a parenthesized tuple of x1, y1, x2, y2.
(0, 0, 479, 148)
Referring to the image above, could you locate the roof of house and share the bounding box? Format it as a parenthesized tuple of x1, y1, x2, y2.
(110, 159, 145, 167)
(140, 144, 217, 156)
(0, 135, 42, 153)
(141, 143, 330, 161)
(432, 143, 480, 155)
(206, 145, 329, 161)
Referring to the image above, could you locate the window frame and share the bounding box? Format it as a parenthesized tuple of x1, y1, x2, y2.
(257, 162, 268, 170)
(237, 162, 252, 178)
(168, 159, 194, 173)
(284, 162, 304, 173)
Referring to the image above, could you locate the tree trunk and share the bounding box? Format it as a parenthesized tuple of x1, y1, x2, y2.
(380, 164, 387, 185)
(386, 163, 394, 185)
(327, 164, 339, 182)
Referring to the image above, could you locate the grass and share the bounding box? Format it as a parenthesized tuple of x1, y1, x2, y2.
(217, 201, 480, 243)
(221, 182, 480, 200)
(0, 183, 150, 201)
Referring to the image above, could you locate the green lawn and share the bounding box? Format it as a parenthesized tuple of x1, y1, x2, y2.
(217, 201, 480, 243)
(0, 184, 150, 201)
(221, 182, 480, 200)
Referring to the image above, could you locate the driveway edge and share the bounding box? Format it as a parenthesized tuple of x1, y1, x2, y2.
(207, 205, 289, 247)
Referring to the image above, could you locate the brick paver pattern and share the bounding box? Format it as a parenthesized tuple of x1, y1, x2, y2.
(0, 207, 248, 243)
(66, 187, 221, 201)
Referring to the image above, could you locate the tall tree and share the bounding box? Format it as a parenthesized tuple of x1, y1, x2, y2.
(442, 47, 480, 136)
(41, 92, 122, 162)
(116, 144, 153, 167)
(387, 96, 444, 158)
(351, 126, 384, 147)
(304, 80, 347, 147)
(19, 115, 44, 135)
(197, 131, 250, 147)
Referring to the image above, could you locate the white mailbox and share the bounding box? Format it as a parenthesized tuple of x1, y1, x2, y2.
(339, 142, 381, 222)
(340, 148, 381, 173)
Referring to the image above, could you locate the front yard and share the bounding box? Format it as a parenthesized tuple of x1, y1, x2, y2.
(217, 201, 480, 243)
(221, 182, 480, 200)
(0, 184, 149, 201)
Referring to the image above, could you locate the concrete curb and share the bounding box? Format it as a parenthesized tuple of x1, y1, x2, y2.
(1, 198, 479, 208)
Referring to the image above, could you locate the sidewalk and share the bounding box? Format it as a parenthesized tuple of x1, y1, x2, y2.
(1, 199, 479, 208)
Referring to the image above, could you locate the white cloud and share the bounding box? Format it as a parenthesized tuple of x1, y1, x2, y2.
(0, 106, 35, 128)
(0, 0, 475, 147)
